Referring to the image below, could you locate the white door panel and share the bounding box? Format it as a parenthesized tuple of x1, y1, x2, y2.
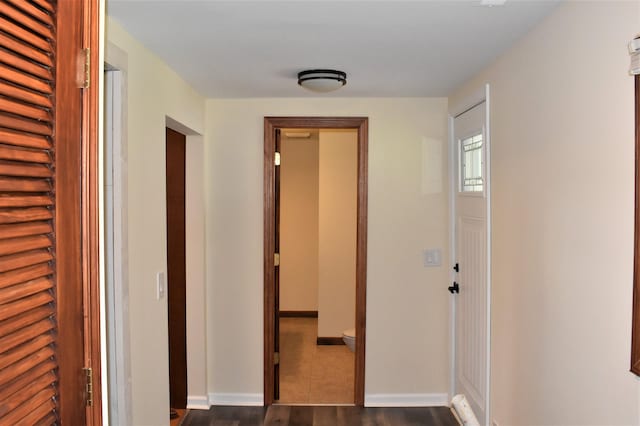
(453, 101, 489, 425)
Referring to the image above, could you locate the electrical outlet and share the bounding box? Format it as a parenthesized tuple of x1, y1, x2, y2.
(422, 248, 442, 267)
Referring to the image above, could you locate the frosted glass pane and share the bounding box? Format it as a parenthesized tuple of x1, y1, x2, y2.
(461, 133, 483, 192)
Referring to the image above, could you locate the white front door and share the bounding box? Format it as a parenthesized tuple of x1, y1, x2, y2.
(453, 101, 489, 424)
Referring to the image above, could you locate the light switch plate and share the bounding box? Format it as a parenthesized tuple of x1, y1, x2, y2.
(423, 249, 442, 267)
(157, 271, 165, 300)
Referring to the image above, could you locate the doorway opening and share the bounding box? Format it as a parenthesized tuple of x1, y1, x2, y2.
(264, 117, 368, 406)
(278, 128, 357, 404)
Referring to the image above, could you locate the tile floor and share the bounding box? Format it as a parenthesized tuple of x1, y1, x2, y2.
(278, 318, 355, 404)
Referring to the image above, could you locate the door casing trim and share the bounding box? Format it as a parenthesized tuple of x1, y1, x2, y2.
(263, 117, 368, 406)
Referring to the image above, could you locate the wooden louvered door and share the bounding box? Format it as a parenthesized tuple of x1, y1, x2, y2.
(0, 1, 97, 425)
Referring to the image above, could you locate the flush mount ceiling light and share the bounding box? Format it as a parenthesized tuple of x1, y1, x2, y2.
(297, 69, 347, 93)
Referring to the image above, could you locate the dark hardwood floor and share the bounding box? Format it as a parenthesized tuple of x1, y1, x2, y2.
(181, 405, 458, 426)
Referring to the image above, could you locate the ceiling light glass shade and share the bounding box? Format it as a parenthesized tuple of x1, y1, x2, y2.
(298, 69, 347, 93)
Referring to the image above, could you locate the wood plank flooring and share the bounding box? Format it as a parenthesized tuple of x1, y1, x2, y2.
(180, 405, 458, 426)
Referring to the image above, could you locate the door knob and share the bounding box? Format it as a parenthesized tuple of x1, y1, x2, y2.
(448, 282, 459, 294)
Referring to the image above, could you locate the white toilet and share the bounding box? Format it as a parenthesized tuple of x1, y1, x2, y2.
(342, 328, 356, 352)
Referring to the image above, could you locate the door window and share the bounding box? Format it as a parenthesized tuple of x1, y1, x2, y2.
(460, 133, 484, 193)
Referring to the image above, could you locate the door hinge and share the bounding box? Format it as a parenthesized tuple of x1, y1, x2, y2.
(82, 48, 90, 89)
(274, 352, 280, 365)
(274, 253, 280, 267)
(83, 367, 93, 406)
(274, 152, 281, 166)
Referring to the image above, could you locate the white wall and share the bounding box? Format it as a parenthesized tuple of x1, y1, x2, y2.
(450, 2, 640, 424)
(317, 130, 358, 338)
(106, 18, 206, 426)
(205, 98, 450, 403)
(280, 133, 319, 312)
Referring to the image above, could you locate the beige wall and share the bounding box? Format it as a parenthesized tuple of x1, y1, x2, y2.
(317, 130, 358, 337)
(280, 134, 319, 311)
(106, 18, 206, 426)
(205, 98, 450, 402)
(450, 2, 640, 424)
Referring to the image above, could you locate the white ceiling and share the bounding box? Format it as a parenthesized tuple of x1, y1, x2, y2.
(107, 0, 560, 98)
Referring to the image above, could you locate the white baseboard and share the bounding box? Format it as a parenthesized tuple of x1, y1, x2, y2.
(208, 393, 263, 406)
(365, 393, 449, 407)
(187, 396, 210, 410)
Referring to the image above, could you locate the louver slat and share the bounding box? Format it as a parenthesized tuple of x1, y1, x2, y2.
(0, 145, 51, 163)
(0, 222, 52, 239)
(0, 97, 51, 122)
(0, 33, 51, 68)
(0, 196, 52, 208)
(0, 129, 51, 150)
(0, 235, 51, 256)
(0, 277, 53, 305)
(0, 345, 54, 387)
(0, 370, 56, 416)
(0, 17, 50, 52)
(0, 305, 53, 335)
(4, 0, 54, 28)
(0, 63, 51, 94)
(0, 360, 55, 402)
(0, 81, 52, 108)
(0, 335, 53, 368)
(0, 113, 50, 137)
(0, 1, 58, 424)
(30, 0, 55, 14)
(4, 387, 56, 426)
(0, 292, 52, 322)
(0, 263, 52, 289)
(0, 177, 50, 192)
(0, 208, 52, 224)
(0, 4, 53, 40)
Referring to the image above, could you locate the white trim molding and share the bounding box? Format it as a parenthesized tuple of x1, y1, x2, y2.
(186, 396, 210, 410)
(364, 393, 449, 407)
(208, 393, 263, 406)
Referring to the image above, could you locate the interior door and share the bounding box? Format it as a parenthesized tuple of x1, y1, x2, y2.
(273, 129, 281, 400)
(453, 101, 489, 424)
(0, 1, 94, 424)
(166, 128, 187, 409)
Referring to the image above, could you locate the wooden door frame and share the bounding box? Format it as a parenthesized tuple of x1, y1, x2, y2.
(55, 0, 101, 423)
(82, 0, 101, 424)
(263, 117, 368, 406)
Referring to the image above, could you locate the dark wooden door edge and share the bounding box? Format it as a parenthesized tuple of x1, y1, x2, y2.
(279, 310, 318, 318)
(166, 128, 188, 408)
(264, 117, 368, 406)
(82, 0, 102, 424)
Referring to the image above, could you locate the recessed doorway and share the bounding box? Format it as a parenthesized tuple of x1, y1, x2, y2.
(278, 128, 357, 404)
(263, 117, 368, 406)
